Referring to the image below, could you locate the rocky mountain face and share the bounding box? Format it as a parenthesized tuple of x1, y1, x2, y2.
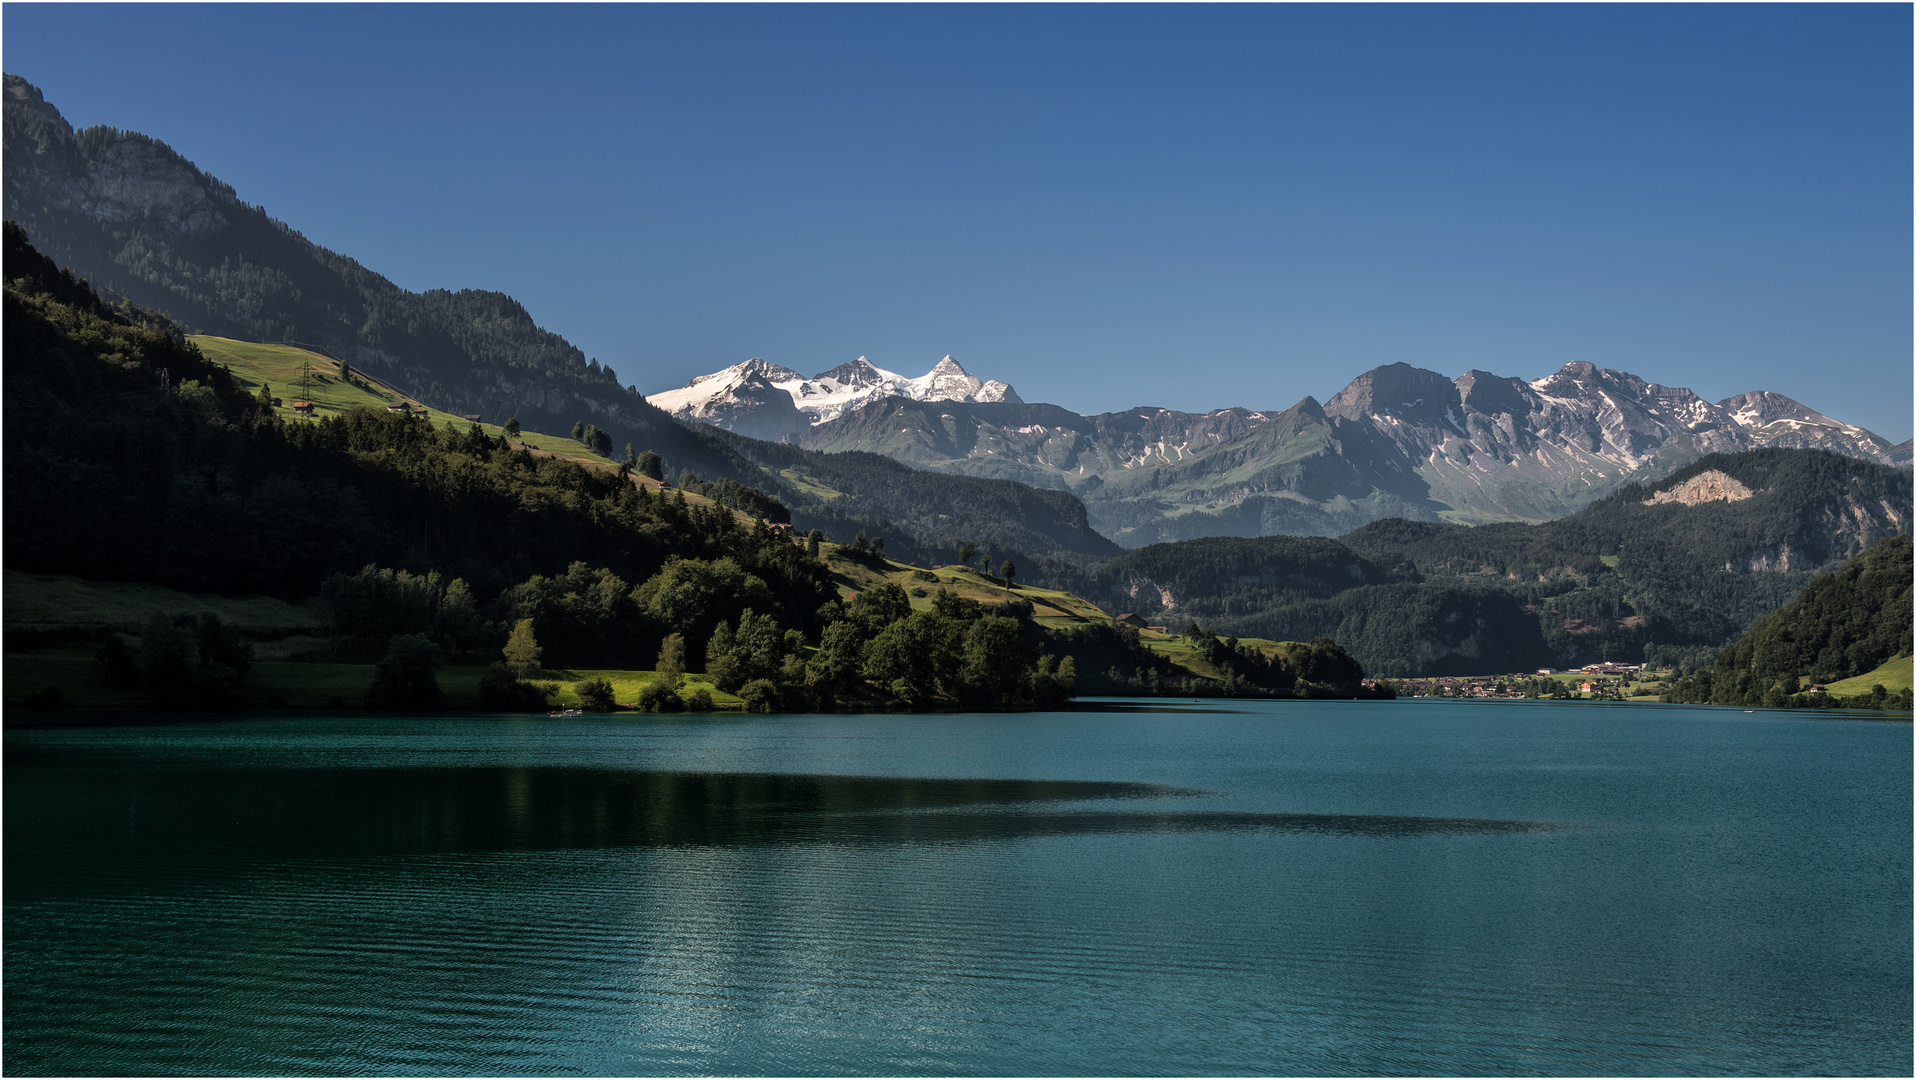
(650, 354, 1020, 437)
(645, 358, 811, 441)
(788, 359, 1906, 547)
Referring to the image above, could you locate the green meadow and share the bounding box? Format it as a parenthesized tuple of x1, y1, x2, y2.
(4, 650, 744, 712)
(192, 336, 620, 468)
(1823, 655, 1913, 697)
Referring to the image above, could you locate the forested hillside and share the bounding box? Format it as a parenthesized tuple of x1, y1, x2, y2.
(1663, 535, 1912, 709)
(0, 224, 1102, 712)
(1092, 450, 1910, 676)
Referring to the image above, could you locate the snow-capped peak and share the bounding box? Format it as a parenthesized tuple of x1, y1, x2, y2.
(652, 354, 1022, 431)
(648, 357, 802, 414)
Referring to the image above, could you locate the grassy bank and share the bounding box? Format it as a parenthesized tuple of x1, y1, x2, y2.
(4, 652, 743, 713)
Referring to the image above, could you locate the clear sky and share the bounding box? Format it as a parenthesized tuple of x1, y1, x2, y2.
(7, 4, 1911, 441)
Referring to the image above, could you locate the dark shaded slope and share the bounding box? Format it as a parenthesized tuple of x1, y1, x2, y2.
(1, 224, 828, 607)
(2, 73, 762, 492)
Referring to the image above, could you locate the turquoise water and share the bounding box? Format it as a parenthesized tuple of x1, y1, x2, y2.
(5, 700, 1909, 1075)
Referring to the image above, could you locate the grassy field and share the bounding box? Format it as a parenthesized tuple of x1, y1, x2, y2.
(194, 336, 743, 511)
(532, 669, 741, 708)
(776, 467, 845, 500)
(1824, 655, 1913, 697)
(815, 549, 1300, 684)
(192, 337, 623, 467)
(1519, 669, 1673, 699)
(4, 569, 325, 635)
(822, 552, 1109, 621)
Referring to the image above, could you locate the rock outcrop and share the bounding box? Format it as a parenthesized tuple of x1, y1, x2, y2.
(1644, 469, 1755, 507)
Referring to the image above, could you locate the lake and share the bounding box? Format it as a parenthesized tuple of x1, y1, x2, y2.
(5, 699, 1909, 1076)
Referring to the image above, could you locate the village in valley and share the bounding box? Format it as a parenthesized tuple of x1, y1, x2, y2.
(1389, 662, 1673, 701)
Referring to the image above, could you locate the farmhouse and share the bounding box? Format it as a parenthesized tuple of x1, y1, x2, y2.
(290, 401, 315, 416)
(1114, 613, 1149, 629)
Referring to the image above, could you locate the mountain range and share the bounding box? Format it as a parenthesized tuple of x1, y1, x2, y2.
(659, 353, 1910, 545)
(4, 74, 1912, 682)
(649, 355, 1019, 440)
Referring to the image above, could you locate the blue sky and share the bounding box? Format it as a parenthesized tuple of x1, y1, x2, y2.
(7, 4, 1911, 440)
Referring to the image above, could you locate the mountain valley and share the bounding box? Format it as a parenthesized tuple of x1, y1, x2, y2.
(5, 72, 1912, 686)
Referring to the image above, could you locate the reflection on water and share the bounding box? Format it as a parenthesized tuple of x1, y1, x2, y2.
(8, 766, 1571, 876)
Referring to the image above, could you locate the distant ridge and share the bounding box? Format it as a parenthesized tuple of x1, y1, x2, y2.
(787, 359, 1906, 546)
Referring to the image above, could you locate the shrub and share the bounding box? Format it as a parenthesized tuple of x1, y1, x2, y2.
(364, 634, 447, 710)
(637, 680, 683, 712)
(686, 688, 715, 712)
(478, 662, 549, 711)
(574, 676, 617, 712)
(738, 678, 780, 713)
